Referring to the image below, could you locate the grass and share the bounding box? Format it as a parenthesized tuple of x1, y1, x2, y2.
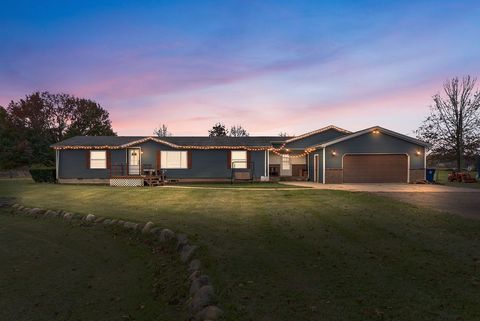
(1, 179, 480, 320)
(0, 208, 187, 321)
(435, 169, 480, 189)
(176, 182, 307, 189)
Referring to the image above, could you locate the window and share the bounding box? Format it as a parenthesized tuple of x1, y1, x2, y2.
(281, 154, 290, 170)
(90, 151, 107, 169)
(161, 151, 188, 169)
(231, 151, 247, 169)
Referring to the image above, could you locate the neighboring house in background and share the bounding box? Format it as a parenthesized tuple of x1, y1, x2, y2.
(51, 125, 429, 186)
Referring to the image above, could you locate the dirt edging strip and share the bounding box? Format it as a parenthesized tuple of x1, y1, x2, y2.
(6, 203, 223, 321)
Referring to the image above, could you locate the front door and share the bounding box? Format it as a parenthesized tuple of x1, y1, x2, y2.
(128, 148, 141, 175)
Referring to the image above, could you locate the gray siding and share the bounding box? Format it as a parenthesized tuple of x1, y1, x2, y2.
(59, 140, 266, 179)
(58, 149, 124, 179)
(323, 132, 425, 169)
(285, 129, 347, 149)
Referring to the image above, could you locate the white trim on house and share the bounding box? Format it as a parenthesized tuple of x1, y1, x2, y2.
(55, 149, 59, 180)
(311, 126, 431, 149)
(313, 154, 319, 182)
(322, 148, 326, 184)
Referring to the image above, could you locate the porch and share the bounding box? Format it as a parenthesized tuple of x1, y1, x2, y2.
(268, 151, 308, 181)
(109, 164, 171, 187)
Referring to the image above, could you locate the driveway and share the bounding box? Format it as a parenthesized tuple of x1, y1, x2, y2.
(281, 182, 480, 219)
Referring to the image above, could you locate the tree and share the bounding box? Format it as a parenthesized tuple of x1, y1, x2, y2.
(208, 123, 228, 137)
(154, 124, 171, 137)
(230, 125, 249, 137)
(2, 92, 116, 168)
(417, 76, 480, 170)
(65, 98, 115, 137)
(278, 132, 289, 137)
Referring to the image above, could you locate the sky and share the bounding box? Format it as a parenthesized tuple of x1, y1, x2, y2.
(1, 0, 479, 136)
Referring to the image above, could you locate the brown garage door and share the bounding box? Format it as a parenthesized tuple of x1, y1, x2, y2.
(343, 154, 408, 183)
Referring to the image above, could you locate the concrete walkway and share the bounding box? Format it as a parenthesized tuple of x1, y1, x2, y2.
(280, 181, 480, 193)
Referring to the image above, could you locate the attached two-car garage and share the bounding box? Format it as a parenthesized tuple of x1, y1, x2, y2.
(343, 154, 408, 183)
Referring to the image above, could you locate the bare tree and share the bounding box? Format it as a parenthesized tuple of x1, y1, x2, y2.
(154, 124, 171, 137)
(278, 132, 289, 137)
(417, 76, 480, 170)
(230, 124, 249, 137)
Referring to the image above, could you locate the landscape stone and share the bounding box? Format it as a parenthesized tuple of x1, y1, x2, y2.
(181, 245, 197, 263)
(194, 305, 223, 321)
(141, 221, 155, 234)
(189, 270, 201, 281)
(117, 220, 125, 226)
(108, 219, 118, 225)
(189, 259, 202, 273)
(85, 214, 96, 222)
(103, 219, 112, 225)
(94, 217, 105, 223)
(190, 285, 216, 313)
(63, 212, 74, 220)
(124, 221, 139, 231)
(159, 229, 175, 242)
(177, 233, 189, 251)
(190, 274, 210, 295)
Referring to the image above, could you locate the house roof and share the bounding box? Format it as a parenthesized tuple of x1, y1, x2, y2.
(309, 126, 431, 148)
(51, 125, 430, 150)
(51, 135, 293, 149)
(284, 125, 351, 143)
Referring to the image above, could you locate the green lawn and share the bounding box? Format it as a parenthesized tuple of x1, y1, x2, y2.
(176, 182, 307, 188)
(435, 169, 480, 189)
(0, 208, 187, 321)
(1, 179, 480, 321)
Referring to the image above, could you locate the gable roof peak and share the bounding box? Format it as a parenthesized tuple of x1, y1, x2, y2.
(284, 125, 351, 143)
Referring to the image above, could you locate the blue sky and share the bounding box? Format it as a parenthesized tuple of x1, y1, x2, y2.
(1, 0, 479, 135)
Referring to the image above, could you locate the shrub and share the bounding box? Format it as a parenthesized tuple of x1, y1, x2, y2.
(29, 166, 56, 183)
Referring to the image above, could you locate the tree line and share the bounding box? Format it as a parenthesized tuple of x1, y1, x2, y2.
(0, 92, 115, 169)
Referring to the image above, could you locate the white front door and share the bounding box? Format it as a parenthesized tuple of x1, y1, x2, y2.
(128, 148, 141, 175)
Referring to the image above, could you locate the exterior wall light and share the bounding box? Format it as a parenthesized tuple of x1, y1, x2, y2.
(416, 150, 421, 156)
(372, 129, 380, 134)
(331, 150, 337, 156)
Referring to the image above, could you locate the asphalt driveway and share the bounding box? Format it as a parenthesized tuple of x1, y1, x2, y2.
(282, 182, 480, 219)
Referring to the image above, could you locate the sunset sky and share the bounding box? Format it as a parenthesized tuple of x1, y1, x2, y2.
(1, 1, 479, 136)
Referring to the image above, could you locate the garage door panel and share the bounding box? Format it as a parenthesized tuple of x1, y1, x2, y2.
(343, 154, 408, 183)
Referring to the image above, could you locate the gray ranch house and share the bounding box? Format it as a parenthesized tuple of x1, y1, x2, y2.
(52, 125, 429, 186)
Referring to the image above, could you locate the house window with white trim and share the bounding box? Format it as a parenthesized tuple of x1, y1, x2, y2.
(281, 154, 290, 170)
(231, 151, 247, 169)
(90, 151, 107, 169)
(161, 151, 188, 169)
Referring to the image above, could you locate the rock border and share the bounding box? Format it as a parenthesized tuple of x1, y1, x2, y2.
(7, 203, 223, 321)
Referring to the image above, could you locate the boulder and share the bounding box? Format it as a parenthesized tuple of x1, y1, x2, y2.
(141, 221, 155, 234)
(176, 233, 189, 251)
(11, 204, 20, 209)
(109, 219, 118, 225)
(94, 217, 105, 223)
(124, 221, 139, 231)
(189, 270, 201, 281)
(190, 274, 210, 295)
(149, 227, 161, 236)
(103, 219, 112, 225)
(181, 245, 197, 263)
(85, 214, 96, 222)
(29, 208, 45, 216)
(63, 212, 75, 220)
(190, 285, 216, 313)
(159, 229, 175, 242)
(194, 305, 223, 321)
(44, 210, 58, 218)
(189, 259, 202, 273)
(117, 220, 125, 226)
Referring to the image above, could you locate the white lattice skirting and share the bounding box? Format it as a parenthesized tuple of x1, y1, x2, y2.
(109, 178, 143, 187)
